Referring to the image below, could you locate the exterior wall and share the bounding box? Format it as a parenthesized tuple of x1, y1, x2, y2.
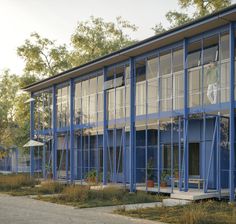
(30, 22, 236, 200)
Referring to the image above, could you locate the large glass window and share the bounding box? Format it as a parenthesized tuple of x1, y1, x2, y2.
(106, 65, 128, 121)
(220, 33, 229, 103)
(135, 60, 146, 116)
(74, 82, 82, 124)
(74, 73, 103, 125)
(173, 48, 184, 110)
(188, 41, 202, 107)
(160, 51, 172, 112)
(57, 85, 70, 128)
(203, 35, 219, 105)
(147, 56, 158, 114)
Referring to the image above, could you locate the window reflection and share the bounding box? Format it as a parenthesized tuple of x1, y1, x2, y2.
(57, 85, 70, 128)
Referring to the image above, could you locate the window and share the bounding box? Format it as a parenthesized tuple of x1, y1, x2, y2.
(203, 35, 219, 105)
(160, 51, 172, 112)
(135, 60, 146, 116)
(147, 57, 158, 114)
(173, 48, 184, 110)
(220, 33, 229, 103)
(57, 85, 70, 128)
(160, 51, 171, 76)
(187, 41, 201, 69)
(188, 41, 202, 107)
(74, 82, 82, 124)
(146, 57, 158, 79)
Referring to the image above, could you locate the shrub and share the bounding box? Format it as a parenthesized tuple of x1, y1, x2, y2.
(38, 181, 65, 194)
(59, 185, 89, 202)
(0, 174, 37, 191)
(180, 207, 208, 224)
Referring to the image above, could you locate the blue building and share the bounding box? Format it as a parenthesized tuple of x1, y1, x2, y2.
(23, 5, 236, 201)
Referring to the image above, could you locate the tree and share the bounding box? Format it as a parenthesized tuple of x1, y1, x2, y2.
(17, 32, 73, 78)
(70, 16, 138, 66)
(0, 70, 19, 147)
(153, 0, 231, 34)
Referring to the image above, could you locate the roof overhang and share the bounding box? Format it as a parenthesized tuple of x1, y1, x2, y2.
(23, 5, 236, 93)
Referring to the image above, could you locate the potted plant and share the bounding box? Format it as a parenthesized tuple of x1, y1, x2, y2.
(147, 158, 155, 188)
(160, 170, 170, 187)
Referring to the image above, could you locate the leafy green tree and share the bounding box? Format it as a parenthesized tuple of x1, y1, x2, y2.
(0, 70, 19, 147)
(17, 32, 73, 78)
(153, 0, 231, 34)
(70, 16, 138, 66)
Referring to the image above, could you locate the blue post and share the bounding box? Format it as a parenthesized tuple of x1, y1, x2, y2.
(229, 22, 235, 202)
(129, 57, 135, 192)
(113, 128, 117, 182)
(42, 140, 46, 178)
(16, 148, 18, 173)
(183, 38, 189, 192)
(80, 130, 83, 184)
(30, 92, 34, 177)
(157, 120, 161, 193)
(103, 67, 108, 185)
(203, 113, 207, 193)
(178, 116, 182, 191)
(70, 80, 75, 183)
(171, 119, 174, 193)
(52, 85, 57, 180)
(218, 114, 221, 198)
(66, 134, 69, 181)
(96, 132, 99, 183)
(123, 128, 126, 187)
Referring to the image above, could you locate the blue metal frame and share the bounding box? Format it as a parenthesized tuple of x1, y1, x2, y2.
(70, 79, 75, 183)
(29, 16, 236, 201)
(30, 92, 34, 177)
(52, 85, 57, 180)
(183, 38, 189, 192)
(229, 22, 235, 202)
(103, 67, 108, 185)
(129, 57, 135, 192)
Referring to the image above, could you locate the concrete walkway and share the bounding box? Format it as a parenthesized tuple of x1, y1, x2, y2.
(0, 194, 165, 224)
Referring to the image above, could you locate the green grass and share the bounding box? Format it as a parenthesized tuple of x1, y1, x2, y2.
(38, 185, 165, 208)
(115, 200, 236, 224)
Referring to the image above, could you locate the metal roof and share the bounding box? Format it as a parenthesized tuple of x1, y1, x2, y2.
(23, 4, 236, 93)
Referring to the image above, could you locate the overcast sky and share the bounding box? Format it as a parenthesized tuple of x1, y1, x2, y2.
(0, 0, 235, 75)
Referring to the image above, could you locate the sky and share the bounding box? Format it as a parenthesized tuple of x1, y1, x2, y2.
(0, 0, 235, 75)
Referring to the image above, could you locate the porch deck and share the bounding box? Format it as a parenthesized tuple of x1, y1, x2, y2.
(136, 185, 236, 201)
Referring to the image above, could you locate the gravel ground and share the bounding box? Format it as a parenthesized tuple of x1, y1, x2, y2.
(0, 194, 164, 224)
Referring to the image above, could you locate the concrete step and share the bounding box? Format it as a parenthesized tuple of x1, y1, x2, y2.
(162, 198, 191, 206)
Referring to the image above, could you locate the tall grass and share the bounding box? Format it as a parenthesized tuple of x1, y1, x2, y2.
(0, 174, 37, 191)
(55, 185, 163, 207)
(116, 200, 236, 224)
(38, 181, 65, 194)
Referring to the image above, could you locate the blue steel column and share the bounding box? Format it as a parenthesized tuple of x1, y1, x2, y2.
(178, 116, 182, 191)
(103, 67, 108, 185)
(52, 85, 57, 180)
(229, 22, 235, 202)
(183, 38, 189, 192)
(129, 57, 135, 192)
(42, 140, 46, 178)
(203, 113, 207, 193)
(30, 92, 34, 177)
(70, 79, 75, 183)
(157, 120, 161, 193)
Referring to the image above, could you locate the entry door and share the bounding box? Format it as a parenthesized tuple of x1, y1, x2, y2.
(162, 143, 200, 176)
(107, 129, 124, 183)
